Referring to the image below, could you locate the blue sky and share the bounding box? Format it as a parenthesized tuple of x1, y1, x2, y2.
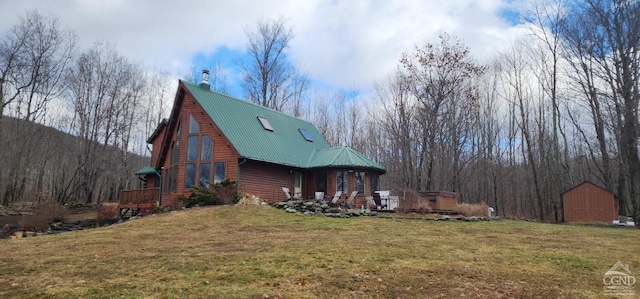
(0, 0, 527, 101)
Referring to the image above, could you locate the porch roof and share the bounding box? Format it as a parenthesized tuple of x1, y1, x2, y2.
(135, 166, 157, 176)
(307, 146, 386, 173)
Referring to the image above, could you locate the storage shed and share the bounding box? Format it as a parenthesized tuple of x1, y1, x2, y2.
(418, 191, 458, 211)
(563, 181, 617, 223)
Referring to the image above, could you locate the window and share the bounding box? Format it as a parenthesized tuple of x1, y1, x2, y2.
(299, 128, 313, 142)
(355, 171, 365, 194)
(199, 163, 210, 187)
(189, 114, 199, 134)
(167, 140, 179, 192)
(184, 163, 196, 189)
(185, 114, 207, 188)
(315, 171, 327, 193)
(257, 116, 274, 131)
(187, 136, 198, 161)
(294, 172, 302, 198)
(201, 135, 212, 161)
(370, 173, 379, 194)
(214, 162, 226, 183)
(336, 171, 348, 193)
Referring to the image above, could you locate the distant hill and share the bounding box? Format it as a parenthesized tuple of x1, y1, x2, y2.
(0, 116, 149, 205)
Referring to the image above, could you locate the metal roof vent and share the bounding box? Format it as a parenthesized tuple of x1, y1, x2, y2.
(199, 69, 210, 90)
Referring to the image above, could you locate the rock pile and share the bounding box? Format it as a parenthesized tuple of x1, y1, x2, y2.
(271, 200, 378, 218)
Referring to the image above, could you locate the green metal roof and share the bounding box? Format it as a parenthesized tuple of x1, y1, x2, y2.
(182, 81, 385, 173)
(307, 146, 386, 172)
(135, 165, 157, 176)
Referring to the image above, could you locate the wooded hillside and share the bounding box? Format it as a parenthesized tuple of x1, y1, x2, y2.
(0, 116, 148, 205)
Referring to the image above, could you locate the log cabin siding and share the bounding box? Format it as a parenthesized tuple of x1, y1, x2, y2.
(150, 125, 166, 167)
(239, 161, 294, 202)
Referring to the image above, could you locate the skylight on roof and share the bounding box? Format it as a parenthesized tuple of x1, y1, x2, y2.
(257, 116, 274, 131)
(299, 128, 313, 142)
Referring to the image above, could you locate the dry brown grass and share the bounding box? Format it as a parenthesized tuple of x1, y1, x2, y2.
(17, 202, 69, 232)
(95, 205, 118, 220)
(454, 202, 490, 217)
(0, 206, 638, 298)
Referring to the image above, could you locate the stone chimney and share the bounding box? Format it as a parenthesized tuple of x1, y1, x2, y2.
(199, 69, 210, 90)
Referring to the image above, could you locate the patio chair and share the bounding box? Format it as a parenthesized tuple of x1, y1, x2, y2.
(282, 187, 301, 201)
(314, 192, 325, 202)
(345, 191, 358, 208)
(330, 191, 343, 205)
(372, 193, 386, 210)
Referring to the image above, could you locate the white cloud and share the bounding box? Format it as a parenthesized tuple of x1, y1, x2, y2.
(0, 0, 525, 91)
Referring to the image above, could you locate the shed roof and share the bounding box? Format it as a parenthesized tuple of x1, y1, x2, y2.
(562, 181, 612, 195)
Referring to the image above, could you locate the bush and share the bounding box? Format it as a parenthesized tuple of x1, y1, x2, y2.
(454, 203, 489, 217)
(18, 202, 69, 232)
(215, 179, 240, 205)
(138, 206, 158, 217)
(180, 179, 239, 208)
(95, 204, 118, 220)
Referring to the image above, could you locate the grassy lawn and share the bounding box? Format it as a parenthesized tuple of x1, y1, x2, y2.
(0, 206, 638, 298)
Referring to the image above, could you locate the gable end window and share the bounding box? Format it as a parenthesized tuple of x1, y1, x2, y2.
(184, 114, 215, 189)
(189, 114, 200, 134)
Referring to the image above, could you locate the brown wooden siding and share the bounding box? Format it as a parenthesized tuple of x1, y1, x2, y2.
(144, 175, 157, 189)
(563, 182, 617, 223)
(160, 89, 239, 207)
(150, 126, 166, 167)
(304, 171, 315, 199)
(239, 161, 295, 202)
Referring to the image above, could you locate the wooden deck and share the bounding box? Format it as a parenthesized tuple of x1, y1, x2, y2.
(118, 188, 159, 219)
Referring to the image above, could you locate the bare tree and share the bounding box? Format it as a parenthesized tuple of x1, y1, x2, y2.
(0, 10, 76, 205)
(400, 33, 484, 191)
(65, 42, 145, 204)
(374, 71, 417, 189)
(559, 0, 640, 220)
(240, 16, 309, 113)
(524, 0, 571, 222)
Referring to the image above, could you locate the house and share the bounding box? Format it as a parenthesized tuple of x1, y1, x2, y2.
(562, 181, 618, 223)
(134, 71, 385, 208)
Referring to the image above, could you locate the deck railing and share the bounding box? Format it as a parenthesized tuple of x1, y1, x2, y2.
(118, 188, 159, 207)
